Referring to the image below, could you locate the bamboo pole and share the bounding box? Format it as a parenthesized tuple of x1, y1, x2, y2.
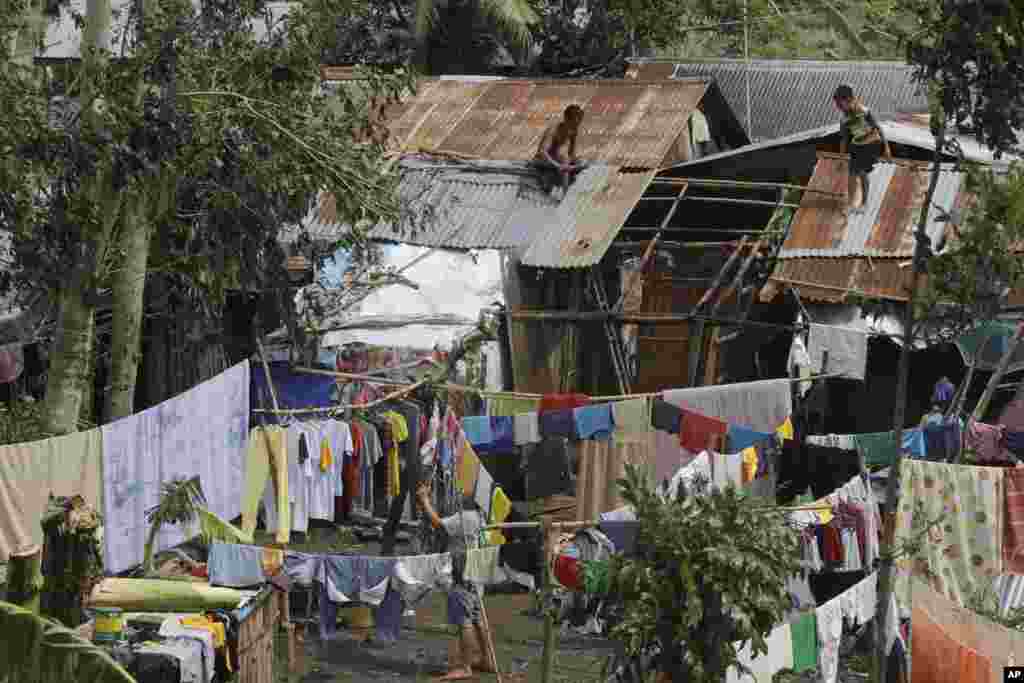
(615, 183, 689, 311)
(476, 588, 503, 682)
(255, 336, 289, 544)
(972, 322, 1024, 422)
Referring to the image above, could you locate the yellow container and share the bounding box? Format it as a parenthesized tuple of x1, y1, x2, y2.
(346, 605, 373, 629)
(93, 608, 125, 643)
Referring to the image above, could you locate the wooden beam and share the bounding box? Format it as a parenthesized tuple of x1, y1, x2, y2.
(652, 176, 843, 198)
(507, 310, 802, 332)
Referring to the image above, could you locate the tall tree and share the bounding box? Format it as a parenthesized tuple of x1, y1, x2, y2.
(0, 0, 414, 431)
(863, 0, 1024, 678)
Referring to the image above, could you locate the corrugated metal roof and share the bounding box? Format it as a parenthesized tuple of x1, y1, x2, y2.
(287, 158, 555, 249)
(352, 78, 709, 168)
(770, 258, 913, 302)
(778, 154, 963, 258)
(626, 59, 927, 143)
(517, 169, 659, 268)
(668, 119, 1016, 171)
(284, 157, 656, 268)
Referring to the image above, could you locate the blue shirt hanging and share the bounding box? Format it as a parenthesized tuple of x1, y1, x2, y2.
(573, 404, 615, 440)
(727, 424, 774, 452)
(462, 416, 494, 448)
(539, 409, 577, 439)
(486, 416, 515, 453)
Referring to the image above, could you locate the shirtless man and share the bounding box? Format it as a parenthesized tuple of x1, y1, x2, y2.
(535, 104, 585, 196)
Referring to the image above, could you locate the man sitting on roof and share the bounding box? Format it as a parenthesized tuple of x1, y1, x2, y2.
(534, 104, 586, 198)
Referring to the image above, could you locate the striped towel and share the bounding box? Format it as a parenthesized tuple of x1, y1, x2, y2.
(1005, 468, 1024, 573)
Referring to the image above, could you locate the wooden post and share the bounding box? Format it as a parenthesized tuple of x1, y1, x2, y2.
(540, 520, 557, 683)
(8, 544, 43, 615)
(476, 587, 504, 682)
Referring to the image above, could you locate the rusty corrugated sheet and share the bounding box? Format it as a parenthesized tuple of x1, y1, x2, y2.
(365, 78, 707, 168)
(770, 258, 913, 302)
(779, 153, 964, 258)
(779, 155, 849, 251)
(517, 169, 659, 268)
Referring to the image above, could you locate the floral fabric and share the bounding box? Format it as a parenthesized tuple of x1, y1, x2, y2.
(894, 460, 1004, 607)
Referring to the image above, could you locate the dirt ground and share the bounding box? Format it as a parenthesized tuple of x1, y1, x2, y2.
(276, 590, 617, 683)
(265, 525, 617, 683)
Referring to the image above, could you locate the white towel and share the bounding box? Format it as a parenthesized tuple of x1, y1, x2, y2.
(807, 323, 868, 381)
(663, 379, 793, 434)
(513, 412, 540, 445)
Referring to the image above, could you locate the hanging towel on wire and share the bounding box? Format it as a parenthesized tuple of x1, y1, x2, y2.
(806, 323, 867, 381)
(574, 404, 615, 440)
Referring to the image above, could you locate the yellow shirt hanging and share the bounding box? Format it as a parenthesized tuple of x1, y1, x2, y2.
(741, 447, 758, 484)
(319, 437, 333, 473)
(488, 486, 512, 545)
(776, 417, 794, 441)
(383, 411, 409, 499)
(459, 442, 481, 497)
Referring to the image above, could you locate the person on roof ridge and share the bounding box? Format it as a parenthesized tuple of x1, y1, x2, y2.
(534, 104, 586, 198)
(833, 84, 891, 213)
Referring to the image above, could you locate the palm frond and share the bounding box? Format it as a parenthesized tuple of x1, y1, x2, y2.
(414, 0, 538, 50)
(196, 506, 253, 546)
(143, 477, 207, 575)
(414, 0, 438, 42)
(0, 600, 136, 683)
(476, 0, 538, 51)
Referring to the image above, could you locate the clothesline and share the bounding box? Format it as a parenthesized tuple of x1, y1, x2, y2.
(254, 368, 851, 415)
(251, 378, 429, 415)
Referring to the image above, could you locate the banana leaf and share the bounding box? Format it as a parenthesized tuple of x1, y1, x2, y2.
(0, 600, 136, 683)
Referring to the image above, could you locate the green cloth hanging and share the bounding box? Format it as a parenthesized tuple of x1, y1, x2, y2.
(490, 397, 541, 417)
(790, 611, 818, 672)
(854, 432, 896, 467)
(581, 560, 611, 595)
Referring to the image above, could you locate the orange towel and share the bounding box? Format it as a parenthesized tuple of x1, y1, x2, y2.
(911, 607, 960, 683)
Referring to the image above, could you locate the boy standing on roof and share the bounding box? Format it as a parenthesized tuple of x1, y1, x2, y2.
(833, 84, 891, 212)
(535, 104, 585, 197)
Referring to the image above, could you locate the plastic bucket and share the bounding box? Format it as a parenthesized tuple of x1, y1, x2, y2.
(93, 608, 125, 643)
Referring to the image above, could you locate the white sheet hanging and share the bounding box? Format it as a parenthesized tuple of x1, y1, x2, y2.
(102, 361, 250, 573)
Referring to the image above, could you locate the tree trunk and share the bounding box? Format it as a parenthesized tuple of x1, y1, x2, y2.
(873, 125, 946, 683)
(7, 544, 43, 614)
(105, 193, 152, 421)
(42, 285, 99, 436)
(41, 0, 116, 436)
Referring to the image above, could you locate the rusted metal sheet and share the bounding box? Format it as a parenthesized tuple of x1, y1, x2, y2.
(517, 169, 659, 268)
(779, 153, 965, 258)
(369, 79, 707, 169)
(770, 258, 913, 302)
(780, 155, 849, 252)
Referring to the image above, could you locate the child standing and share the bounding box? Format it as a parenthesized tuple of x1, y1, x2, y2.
(833, 84, 891, 212)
